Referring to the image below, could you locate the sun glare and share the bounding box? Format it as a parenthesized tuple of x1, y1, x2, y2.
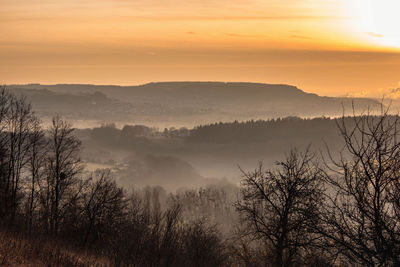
(350, 0, 400, 49)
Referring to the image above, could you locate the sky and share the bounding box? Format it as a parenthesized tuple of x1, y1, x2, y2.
(1, 0, 400, 97)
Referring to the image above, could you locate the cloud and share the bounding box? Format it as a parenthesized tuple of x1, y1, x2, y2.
(0, 14, 341, 24)
(388, 87, 400, 99)
(164, 15, 338, 21)
(365, 32, 384, 38)
(289, 34, 313, 40)
(224, 33, 268, 38)
(186, 31, 196, 35)
(377, 84, 400, 99)
(345, 90, 369, 98)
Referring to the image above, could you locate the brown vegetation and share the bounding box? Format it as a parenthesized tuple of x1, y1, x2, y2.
(1, 85, 400, 266)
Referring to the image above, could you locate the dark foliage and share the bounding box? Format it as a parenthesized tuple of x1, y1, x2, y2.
(0, 86, 228, 266)
(235, 148, 325, 266)
(1, 85, 399, 267)
(319, 108, 400, 266)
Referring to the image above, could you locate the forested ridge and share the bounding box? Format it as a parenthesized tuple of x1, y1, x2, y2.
(8, 82, 381, 127)
(1, 86, 400, 266)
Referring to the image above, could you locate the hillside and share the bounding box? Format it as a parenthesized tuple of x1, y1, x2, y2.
(77, 116, 354, 187)
(8, 82, 380, 127)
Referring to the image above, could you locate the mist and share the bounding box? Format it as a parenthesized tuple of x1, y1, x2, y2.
(1, 82, 400, 266)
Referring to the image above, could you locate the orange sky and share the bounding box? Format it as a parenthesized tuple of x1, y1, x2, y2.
(1, 0, 400, 97)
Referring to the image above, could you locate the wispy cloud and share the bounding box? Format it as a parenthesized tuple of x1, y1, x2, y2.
(377, 83, 400, 99)
(365, 32, 384, 38)
(289, 34, 313, 40)
(0, 14, 341, 23)
(133, 15, 340, 21)
(345, 90, 369, 98)
(224, 33, 269, 38)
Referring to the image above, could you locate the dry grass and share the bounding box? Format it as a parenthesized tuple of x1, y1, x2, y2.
(0, 230, 111, 267)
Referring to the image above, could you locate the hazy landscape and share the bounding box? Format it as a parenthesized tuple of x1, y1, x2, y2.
(1, 82, 398, 266)
(6, 82, 378, 189)
(8, 82, 382, 128)
(3, 0, 400, 266)
(2, 81, 400, 266)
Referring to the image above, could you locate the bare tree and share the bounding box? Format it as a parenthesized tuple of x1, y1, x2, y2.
(0, 89, 38, 222)
(81, 169, 124, 246)
(235, 148, 324, 267)
(40, 115, 83, 235)
(25, 118, 47, 232)
(0, 87, 12, 219)
(319, 108, 400, 266)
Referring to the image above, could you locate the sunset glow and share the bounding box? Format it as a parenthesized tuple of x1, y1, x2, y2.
(346, 0, 400, 48)
(1, 0, 400, 96)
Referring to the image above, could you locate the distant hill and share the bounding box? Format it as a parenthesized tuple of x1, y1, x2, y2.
(76, 116, 365, 182)
(8, 82, 381, 127)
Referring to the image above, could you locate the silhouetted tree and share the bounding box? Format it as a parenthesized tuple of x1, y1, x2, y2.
(0, 87, 232, 266)
(0, 87, 12, 220)
(181, 221, 228, 267)
(81, 169, 124, 246)
(40, 115, 83, 236)
(25, 118, 47, 232)
(0, 88, 38, 222)
(235, 148, 324, 267)
(320, 108, 400, 266)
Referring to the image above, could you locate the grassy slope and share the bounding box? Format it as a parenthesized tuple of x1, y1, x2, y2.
(0, 231, 110, 267)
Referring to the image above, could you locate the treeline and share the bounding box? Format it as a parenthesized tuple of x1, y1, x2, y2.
(2, 84, 400, 266)
(233, 110, 400, 266)
(84, 124, 190, 148)
(0, 87, 228, 266)
(188, 117, 345, 143)
(86, 117, 349, 147)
